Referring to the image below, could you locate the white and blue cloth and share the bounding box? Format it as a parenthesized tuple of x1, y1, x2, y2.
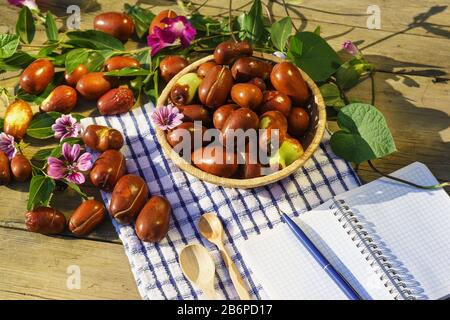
(81, 103, 361, 300)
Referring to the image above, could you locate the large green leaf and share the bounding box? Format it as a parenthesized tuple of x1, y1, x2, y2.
(16, 6, 35, 44)
(44, 12, 58, 42)
(26, 112, 62, 139)
(65, 48, 90, 75)
(242, 0, 264, 43)
(0, 51, 34, 72)
(66, 30, 125, 51)
(330, 103, 396, 163)
(287, 32, 341, 82)
(0, 34, 20, 59)
(124, 4, 155, 38)
(268, 17, 292, 51)
(319, 83, 345, 109)
(27, 175, 56, 211)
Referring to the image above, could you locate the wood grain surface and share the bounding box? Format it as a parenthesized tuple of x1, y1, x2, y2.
(0, 0, 449, 299)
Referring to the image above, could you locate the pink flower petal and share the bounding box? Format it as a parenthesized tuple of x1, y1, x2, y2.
(47, 157, 66, 180)
(66, 171, 85, 185)
(76, 152, 93, 172)
(63, 143, 80, 163)
(147, 27, 177, 56)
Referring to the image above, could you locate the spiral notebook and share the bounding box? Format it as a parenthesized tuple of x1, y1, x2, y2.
(240, 162, 450, 300)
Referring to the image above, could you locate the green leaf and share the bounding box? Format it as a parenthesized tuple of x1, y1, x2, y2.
(133, 49, 151, 69)
(287, 35, 302, 58)
(335, 58, 373, 90)
(313, 26, 321, 35)
(0, 51, 34, 72)
(105, 67, 151, 77)
(27, 175, 56, 211)
(287, 32, 341, 82)
(330, 103, 396, 163)
(65, 48, 90, 74)
(124, 4, 155, 38)
(32, 148, 53, 161)
(44, 12, 58, 42)
(242, 0, 264, 43)
(85, 50, 108, 72)
(268, 17, 292, 52)
(66, 30, 125, 51)
(320, 83, 345, 109)
(37, 43, 59, 58)
(0, 34, 20, 59)
(16, 6, 35, 44)
(26, 112, 62, 139)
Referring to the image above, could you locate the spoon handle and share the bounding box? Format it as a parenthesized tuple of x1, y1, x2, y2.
(219, 244, 252, 300)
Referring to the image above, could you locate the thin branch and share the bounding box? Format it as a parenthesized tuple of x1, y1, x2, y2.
(229, 0, 237, 41)
(262, 2, 273, 24)
(368, 160, 449, 189)
(370, 71, 376, 106)
(281, 0, 299, 32)
(191, 0, 210, 14)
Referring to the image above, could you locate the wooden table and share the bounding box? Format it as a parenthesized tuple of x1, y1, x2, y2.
(0, 0, 449, 299)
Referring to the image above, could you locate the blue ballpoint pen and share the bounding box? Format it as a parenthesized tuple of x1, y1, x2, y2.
(279, 210, 362, 300)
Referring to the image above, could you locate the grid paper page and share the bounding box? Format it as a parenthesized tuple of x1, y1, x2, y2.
(296, 205, 394, 300)
(336, 162, 450, 300)
(239, 222, 349, 300)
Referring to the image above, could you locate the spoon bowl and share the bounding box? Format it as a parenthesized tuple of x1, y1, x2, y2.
(179, 243, 218, 299)
(198, 212, 224, 243)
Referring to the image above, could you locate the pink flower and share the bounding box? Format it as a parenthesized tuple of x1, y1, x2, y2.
(51, 114, 80, 141)
(0, 132, 17, 160)
(8, 0, 38, 10)
(151, 105, 184, 131)
(162, 16, 196, 48)
(147, 27, 177, 56)
(47, 143, 93, 184)
(147, 16, 196, 56)
(342, 40, 359, 56)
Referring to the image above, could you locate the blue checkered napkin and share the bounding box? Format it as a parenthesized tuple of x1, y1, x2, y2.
(81, 103, 361, 300)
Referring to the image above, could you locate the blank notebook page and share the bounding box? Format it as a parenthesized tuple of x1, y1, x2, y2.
(335, 162, 450, 300)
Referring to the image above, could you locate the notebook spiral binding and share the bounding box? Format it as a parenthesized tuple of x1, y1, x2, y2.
(330, 199, 419, 300)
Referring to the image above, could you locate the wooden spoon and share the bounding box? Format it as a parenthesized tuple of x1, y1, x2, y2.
(198, 213, 251, 300)
(179, 243, 218, 299)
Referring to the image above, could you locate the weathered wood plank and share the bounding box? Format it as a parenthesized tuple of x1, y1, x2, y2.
(0, 227, 140, 300)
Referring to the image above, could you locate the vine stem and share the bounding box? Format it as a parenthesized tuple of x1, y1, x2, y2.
(370, 70, 376, 106)
(281, 0, 298, 32)
(229, 0, 237, 42)
(368, 160, 449, 189)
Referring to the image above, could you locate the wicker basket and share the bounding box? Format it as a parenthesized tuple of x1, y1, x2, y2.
(154, 52, 326, 189)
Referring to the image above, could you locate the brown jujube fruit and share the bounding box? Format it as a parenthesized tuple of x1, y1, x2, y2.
(214, 40, 253, 65)
(259, 111, 288, 153)
(178, 105, 211, 126)
(65, 64, 88, 87)
(247, 77, 267, 91)
(69, 200, 105, 236)
(260, 91, 292, 117)
(192, 145, 238, 178)
(40, 85, 77, 114)
(241, 148, 263, 179)
(0, 151, 11, 185)
(166, 122, 206, 152)
(197, 61, 217, 78)
(230, 83, 263, 110)
(288, 107, 310, 138)
(3, 100, 33, 140)
(97, 87, 134, 115)
(109, 175, 149, 224)
(213, 104, 239, 130)
(90, 149, 126, 191)
(94, 12, 135, 41)
(82, 124, 124, 152)
(270, 61, 309, 105)
(159, 55, 189, 82)
(76, 72, 116, 100)
(136, 196, 171, 243)
(198, 65, 233, 108)
(25, 207, 66, 235)
(231, 57, 273, 82)
(11, 154, 31, 182)
(105, 56, 140, 71)
(221, 107, 259, 147)
(149, 10, 177, 33)
(19, 59, 54, 94)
